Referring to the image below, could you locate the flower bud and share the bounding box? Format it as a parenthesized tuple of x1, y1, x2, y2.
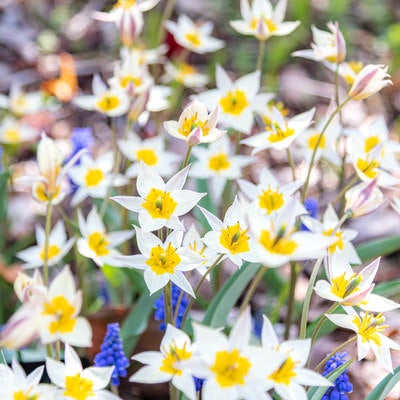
(117, 7, 144, 47)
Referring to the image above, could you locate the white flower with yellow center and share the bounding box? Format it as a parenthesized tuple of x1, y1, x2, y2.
(315, 254, 399, 312)
(131, 324, 196, 400)
(120, 44, 167, 66)
(248, 202, 332, 267)
(38, 266, 92, 347)
(112, 164, 205, 232)
(190, 135, 253, 202)
(301, 204, 360, 264)
(261, 316, 332, 400)
(163, 62, 209, 88)
(196, 65, 273, 134)
(113, 227, 202, 296)
(292, 21, 346, 64)
(165, 15, 225, 54)
(0, 85, 44, 116)
(0, 116, 38, 144)
(185, 309, 270, 400)
(164, 100, 225, 145)
(16, 220, 75, 270)
(77, 207, 133, 267)
(118, 133, 180, 178)
(231, 0, 300, 41)
(199, 197, 259, 267)
(327, 308, 400, 372)
(0, 359, 55, 400)
(238, 167, 305, 217)
(74, 75, 129, 117)
(68, 152, 127, 206)
(242, 107, 315, 153)
(46, 344, 119, 400)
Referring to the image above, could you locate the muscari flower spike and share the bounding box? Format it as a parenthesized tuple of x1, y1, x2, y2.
(94, 323, 130, 386)
(154, 283, 189, 331)
(301, 197, 318, 231)
(321, 352, 353, 400)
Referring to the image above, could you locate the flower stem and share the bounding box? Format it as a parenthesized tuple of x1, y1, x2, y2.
(43, 200, 53, 286)
(239, 266, 266, 314)
(284, 262, 300, 340)
(164, 282, 173, 327)
(181, 145, 193, 169)
(156, 0, 176, 46)
(55, 340, 61, 361)
(256, 40, 266, 73)
(310, 303, 339, 345)
(286, 148, 296, 181)
(301, 97, 351, 203)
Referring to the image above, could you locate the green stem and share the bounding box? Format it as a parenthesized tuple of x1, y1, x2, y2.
(256, 39, 266, 73)
(156, 0, 176, 46)
(284, 262, 300, 340)
(332, 175, 359, 206)
(43, 200, 53, 286)
(181, 145, 193, 169)
(301, 97, 351, 203)
(180, 254, 224, 328)
(310, 302, 339, 346)
(286, 148, 296, 181)
(55, 340, 61, 361)
(315, 336, 356, 371)
(164, 282, 173, 327)
(46, 344, 53, 358)
(111, 384, 120, 396)
(169, 383, 179, 400)
(239, 266, 266, 314)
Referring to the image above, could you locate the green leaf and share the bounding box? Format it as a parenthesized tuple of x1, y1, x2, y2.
(121, 291, 158, 355)
(0, 171, 10, 222)
(102, 265, 127, 288)
(374, 279, 400, 299)
(365, 364, 400, 400)
(305, 306, 345, 340)
(308, 360, 352, 400)
(356, 236, 400, 262)
(202, 263, 260, 327)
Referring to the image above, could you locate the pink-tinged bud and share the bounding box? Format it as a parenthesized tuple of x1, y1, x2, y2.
(117, 8, 144, 47)
(14, 270, 44, 303)
(128, 91, 149, 122)
(348, 64, 392, 100)
(345, 179, 383, 218)
(331, 21, 346, 63)
(188, 126, 202, 146)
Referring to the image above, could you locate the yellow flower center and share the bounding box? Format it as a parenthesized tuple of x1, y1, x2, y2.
(219, 90, 249, 116)
(84, 168, 104, 188)
(262, 102, 289, 126)
(42, 295, 77, 334)
(185, 31, 202, 47)
(343, 61, 364, 84)
(120, 75, 142, 89)
(364, 136, 380, 153)
(142, 188, 177, 219)
(146, 243, 181, 275)
(307, 133, 326, 150)
(323, 228, 344, 254)
(136, 148, 158, 165)
(330, 272, 362, 300)
(268, 357, 298, 385)
(40, 244, 61, 261)
(356, 158, 380, 179)
(258, 188, 284, 214)
(259, 230, 298, 255)
(267, 124, 295, 143)
(177, 63, 197, 82)
(13, 391, 38, 400)
(88, 231, 110, 256)
(160, 343, 192, 376)
(178, 113, 209, 137)
(352, 312, 388, 346)
(34, 182, 61, 203)
(208, 153, 231, 172)
(219, 222, 250, 254)
(250, 17, 277, 33)
(5, 129, 21, 143)
(64, 373, 95, 400)
(210, 349, 252, 388)
(96, 93, 121, 113)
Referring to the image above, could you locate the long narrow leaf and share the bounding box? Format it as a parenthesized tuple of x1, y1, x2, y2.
(357, 236, 400, 262)
(365, 365, 400, 400)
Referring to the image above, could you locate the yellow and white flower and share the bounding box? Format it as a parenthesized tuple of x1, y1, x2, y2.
(261, 316, 332, 400)
(0, 85, 44, 116)
(77, 207, 133, 267)
(112, 164, 205, 232)
(190, 135, 252, 201)
(165, 15, 225, 54)
(199, 197, 259, 267)
(16, 220, 75, 269)
(68, 152, 127, 206)
(292, 21, 346, 64)
(164, 100, 225, 145)
(118, 133, 180, 178)
(113, 227, 202, 296)
(315, 254, 399, 312)
(0, 359, 55, 400)
(163, 62, 208, 88)
(131, 324, 196, 400)
(301, 204, 360, 264)
(231, 0, 300, 41)
(242, 107, 315, 153)
(46, 344, 119, 400)
(238, 167, 305, 217)
(0, 116, 38, 144)
(74, 75, 129, 117)
(196, 65, 273, 134)
(327, 308, 400, 372)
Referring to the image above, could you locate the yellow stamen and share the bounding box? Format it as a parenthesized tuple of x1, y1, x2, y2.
(64, 374, 95, 400)
(88, 231, 110, 256)
(84, 168, 104, 188)
(136, 148, 158, 166)
(40, 244, 61, 261)
(142, 188, 177, 219)
(146, 243, 181, 275)
(208, 153, 231, 172)
(259, 230, 297, 255)
(353, 312, 388, 346)
(42, 295, 77, 334)
(160, 342, 192, 376)
(258, 188, 284, 214)
(96, 94, 121, 112)
(219, 90, 249, 116)
(219, 222, 250, 254)
(268, 357, 298, 385)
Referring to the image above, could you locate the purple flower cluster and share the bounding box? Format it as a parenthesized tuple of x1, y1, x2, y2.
(94, 323, 129, 386)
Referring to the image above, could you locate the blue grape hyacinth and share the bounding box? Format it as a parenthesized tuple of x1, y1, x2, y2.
(94, 323, 129, 386)
(321, 352, 353, 400)
(301, 197, 319, 231)
(154, 283, 189, 331)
